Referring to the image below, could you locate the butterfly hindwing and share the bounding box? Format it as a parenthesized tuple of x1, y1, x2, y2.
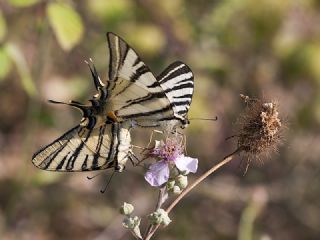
(157, 61, 194, 119)
(32, 123, 131, 172)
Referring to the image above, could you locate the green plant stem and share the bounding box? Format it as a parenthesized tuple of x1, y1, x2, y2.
(143, 148, 241, 240)
(143, 187, 167, 238)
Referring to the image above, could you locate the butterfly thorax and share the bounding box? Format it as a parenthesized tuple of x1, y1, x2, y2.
(79, 99, 118, 129)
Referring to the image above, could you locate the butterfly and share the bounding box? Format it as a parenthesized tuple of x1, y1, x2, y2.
(32, 32, 194, 172)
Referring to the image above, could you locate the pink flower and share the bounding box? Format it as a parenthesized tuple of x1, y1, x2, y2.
(150, 138, 183, 161)
(144, 139, 198, 187)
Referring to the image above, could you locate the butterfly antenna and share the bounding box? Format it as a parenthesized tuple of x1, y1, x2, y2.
(87, 172, 103, 180)
(100, 170, 116, 194)
(189, 117, 218, 121)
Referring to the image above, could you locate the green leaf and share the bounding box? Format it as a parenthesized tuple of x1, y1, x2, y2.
(0, 9, 7, 41)
(5, 43, 37, 97)
(0, 47, 12, 80)
(47, 2, 84, 51)
(87, 0, 133, 22)
(305, 44, 320, 84)
(8, 0, 39, 7)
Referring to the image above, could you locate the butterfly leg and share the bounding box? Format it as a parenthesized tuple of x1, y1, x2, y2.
(145, 129, 164, 151)
(179, 132, 187, 155)
(128, 151, 138, 166)
(128, 132, 162, 167)
(183, 133, 187, 155)
(128, 151, 147, 168)
(133, 155, 150, 167)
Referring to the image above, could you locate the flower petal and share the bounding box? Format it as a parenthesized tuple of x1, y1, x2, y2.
(144, 161, 170, 187)
(154, 140, 162, 149)
(174, 155, 198, 173)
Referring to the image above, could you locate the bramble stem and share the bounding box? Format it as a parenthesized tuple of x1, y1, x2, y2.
(143, 148, 241, 240)
(143, 187, 167, 238)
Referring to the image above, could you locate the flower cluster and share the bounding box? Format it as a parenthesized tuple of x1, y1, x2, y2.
(120, 137, 198, 239)
(119, 95, 285, 240)
(148, 208, 171, 226)
(120, 202, 142, 239)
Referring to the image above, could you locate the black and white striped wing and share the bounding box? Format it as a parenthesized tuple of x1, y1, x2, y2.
(32, 123, 131, 172)
(106, 32, 176, 125)
(157, 61, 194, 120)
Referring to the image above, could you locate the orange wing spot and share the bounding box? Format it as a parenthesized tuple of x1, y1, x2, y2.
(107, 111, 119, 122)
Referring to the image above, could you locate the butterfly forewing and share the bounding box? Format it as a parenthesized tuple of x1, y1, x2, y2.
(106, 33, 176, 126)
(32, 123, 131, 172)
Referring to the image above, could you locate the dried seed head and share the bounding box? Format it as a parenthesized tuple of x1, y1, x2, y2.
(237, 95, 283, 160)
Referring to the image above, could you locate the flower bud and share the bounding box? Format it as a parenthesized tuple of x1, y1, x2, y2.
(176, 175, 188, 189)
(148, 209, 171, 226)
(122, 216, 141, 229)
(172, 185, 182, 194)
(132, 225, 142, 239)
(166, 179, 175, 191)
(161, 214, 172, 226)
(120, 202, 134, 215)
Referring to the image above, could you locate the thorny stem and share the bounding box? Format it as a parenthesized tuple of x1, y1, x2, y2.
(143, 148, 241, 240)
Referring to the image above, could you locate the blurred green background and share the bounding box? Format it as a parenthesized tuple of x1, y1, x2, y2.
(1, 0, 320, 239)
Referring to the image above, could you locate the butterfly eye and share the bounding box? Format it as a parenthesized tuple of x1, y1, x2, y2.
(179, 119, 190, 129)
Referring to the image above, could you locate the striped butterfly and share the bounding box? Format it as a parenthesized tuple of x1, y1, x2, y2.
(32, 32, 194, 172)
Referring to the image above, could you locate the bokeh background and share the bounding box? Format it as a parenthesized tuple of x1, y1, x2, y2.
(1, 0, 320, 239)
